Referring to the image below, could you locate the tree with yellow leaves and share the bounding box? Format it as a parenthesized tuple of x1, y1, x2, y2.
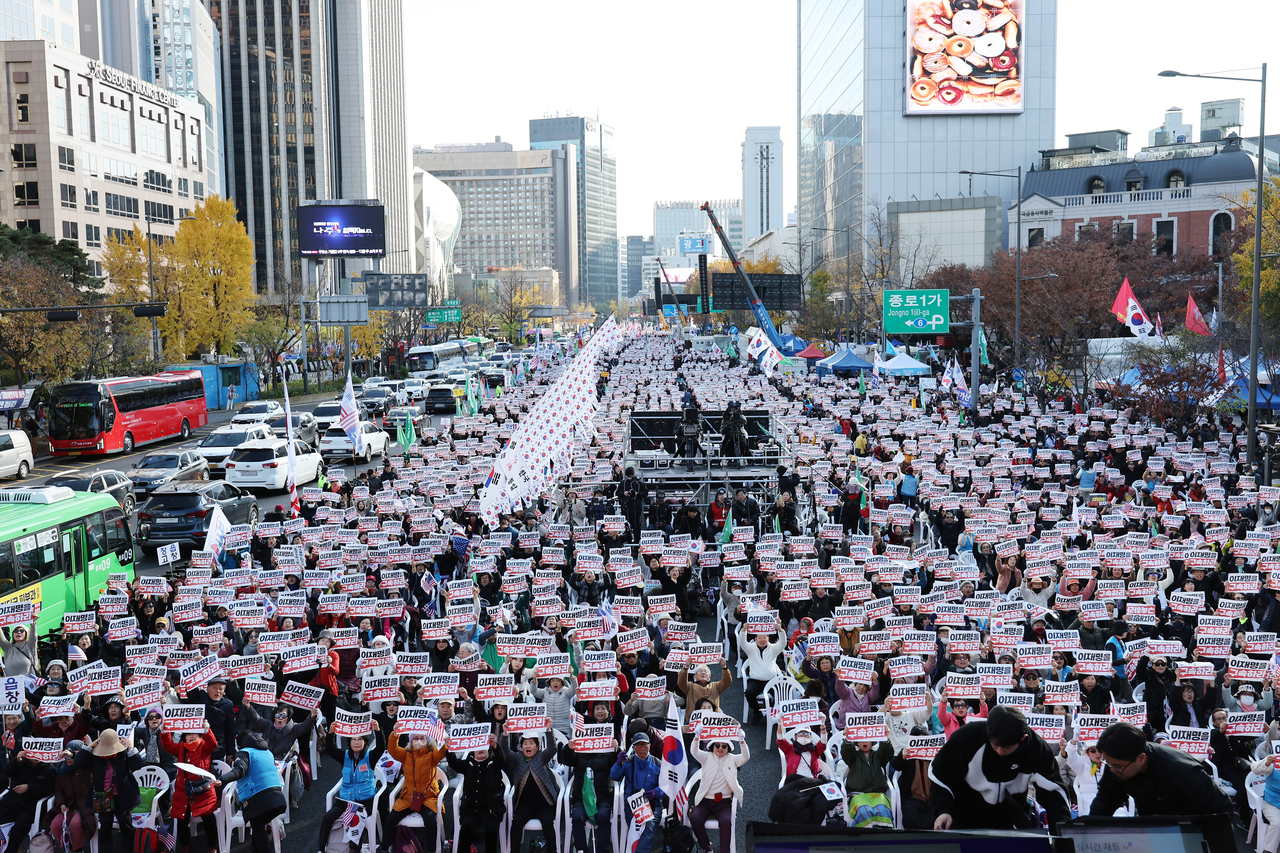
(170, 196, 256, 355)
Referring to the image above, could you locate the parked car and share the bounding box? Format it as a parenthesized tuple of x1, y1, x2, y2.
(128, 450, 209, 497)
(423, 384, 461, 414)
(384, 407, 426, 442)
(136, 480, 258, 552)
(263, 411, 319, 445)
(312, 400, 368, 433)
(494, 342, 513, 353)
(45, 469, 136, 514)
(230, 401, 283, 424)
(317, 421, 389, 463)
(0, 431, 33, 479)
(376, 380, 410, 406)
(195, 423, 274, 477)
(356, 386, 394, 416)
(225, 438, 322, 492)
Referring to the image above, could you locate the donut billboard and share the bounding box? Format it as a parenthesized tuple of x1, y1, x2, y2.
(905, 0, 1024, 115)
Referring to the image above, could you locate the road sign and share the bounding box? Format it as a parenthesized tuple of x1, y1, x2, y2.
(1012, 368, 1025, 383)
(729, 326, 739, 335)
(445, 300, 460, 307)
(882, 289, 949, 335)
(424, 308, 462, 323)
(422, 323, 437, 330)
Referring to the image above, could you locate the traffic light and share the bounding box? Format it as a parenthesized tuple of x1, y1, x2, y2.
(132, 303, 167, 318)
(46, 310, 80, 322)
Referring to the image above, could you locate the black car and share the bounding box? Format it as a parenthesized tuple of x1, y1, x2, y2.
(128, 450, 209, 497)
(45, 469, 137, 514)
(136, 480, 258, 553)
(264, 411, 319, 445)
(357, 386, 393, 415)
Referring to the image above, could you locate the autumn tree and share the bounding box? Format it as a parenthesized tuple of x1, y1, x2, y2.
(0, 257, 91, 383)
(493, 267, 537, 342)
(1231, 175, 1280, 329)
(169, 196, 255, 355)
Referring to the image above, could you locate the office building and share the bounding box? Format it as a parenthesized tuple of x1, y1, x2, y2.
(209, 0, 335, 295)
(624, 234, 653, 299)
(529, 115, 616, 308)
(653, 199, 738, 256)
(414, 141, 579, 306)
(326, 0, 412, 275)
(742, 127, 782, 243)
(798, 0, 1057, 269)
(0, 1, 78, 50)
(0, 41, 210, 273)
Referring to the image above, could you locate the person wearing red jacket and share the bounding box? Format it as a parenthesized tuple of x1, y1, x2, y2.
(312, 631, 341, 748)
(162, 721, 220, 853)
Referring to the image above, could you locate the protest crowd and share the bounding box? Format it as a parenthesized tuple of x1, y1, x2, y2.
(0, 316, 1274, 853)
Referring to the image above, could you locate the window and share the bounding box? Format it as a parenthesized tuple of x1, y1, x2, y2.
(16, 220, 40, 233)
(106, 226, 129, 243)
(105, 192, 139, 219)
(58, 145, 74, 171)
(59, 183, 75, 208)
(40, 14, 53, 38)
(83, 189, 99, 212)
(61, 220, 77, 241)
(60, 22, 73, 47)
(14, 181, 39, 206)
(1076, 223, 1097, 238)
(144, 200, 173, 224)
(1027, 228, 1044, 248)
(193, 180, 204, 201)
(14, 528, 61, 586)
(84, 224, 101, 247)
(1126, 179, 1142, 192)
(1212, 212, 1233, 256)
(1155, 220, 1175, 256)
(1166, 171, 1186, 189)
(177, 177, 189, 198)
(1087, 177, 1105, 194)
(15, 93, 28, 123)
(86, 512, 107, 561)
(103, 506, 130, 554)
(10, 144, 35, 169)
(1117, 222, 1135, 243)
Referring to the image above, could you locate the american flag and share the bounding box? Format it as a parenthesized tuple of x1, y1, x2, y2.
(339, 373, 364, 455)
(341, 800, 361, 828)
(596, 602, 616, 638)
(572, 711, 587, 738)
(423, 710, 447, 744)
(155, 820, 177, 851)
(67, 646, 87, 662)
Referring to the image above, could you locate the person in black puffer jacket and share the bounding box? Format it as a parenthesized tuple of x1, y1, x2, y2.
(559, 737, 617, 853)
(768, 774, 843, 825)
(447, 733, 507, 853)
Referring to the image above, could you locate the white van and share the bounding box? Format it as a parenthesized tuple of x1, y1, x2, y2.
(0, 430, 34, 478)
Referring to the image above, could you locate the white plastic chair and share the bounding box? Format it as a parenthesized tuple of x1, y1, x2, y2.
(384, 767, 448, 853)
(886, 765, 902, 828)
(1247, 772, 1271, 853)
(326, 770, 384, 851)
(610, 780, 626, 853)
(1073, 776, 1134, 818)
(502, 764, 566, 853)
(761, 676, 803, 748)
(31, 795, 55, 838)
(452, 770, 511, 853)
(681, 770, 738, 853)
(132, 767, 172, 830)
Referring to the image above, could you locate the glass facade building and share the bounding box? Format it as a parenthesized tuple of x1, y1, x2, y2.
(530, 116, 616, 309)
(799, 0, 1056, 268)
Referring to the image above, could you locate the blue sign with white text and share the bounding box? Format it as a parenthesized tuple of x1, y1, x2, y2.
(679, 237, 709, 254)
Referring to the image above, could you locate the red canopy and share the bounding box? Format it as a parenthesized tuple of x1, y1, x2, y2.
(795, 343, 828, 359)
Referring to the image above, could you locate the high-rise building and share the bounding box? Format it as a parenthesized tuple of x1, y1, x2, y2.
(653, 200, 738, 256)
(414, 141, 579, 305)
(209, 0, 334, 294)
(742, 127, 782, 243)
(78, 0, 222, 196)
(624, 235, 653, 299)
(325, 0, 412, 275)
(0, 1, 78, 50)
(798, 1, 1057, 268)
(529, 115, 616, 308)
(0, 41, 210, 274)
(412, 168, 460, 299)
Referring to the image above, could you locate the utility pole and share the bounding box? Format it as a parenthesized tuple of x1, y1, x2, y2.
(970, 288, 982, 422)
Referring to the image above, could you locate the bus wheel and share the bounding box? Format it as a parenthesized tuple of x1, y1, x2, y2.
(180, 419, 191, 440)
(122, 432, 135, 454)
(17, 461, 28, 478)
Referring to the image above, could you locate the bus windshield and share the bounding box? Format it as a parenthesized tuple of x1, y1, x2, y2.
(49, 385, 103, 440)
(406, 349, 436, 373)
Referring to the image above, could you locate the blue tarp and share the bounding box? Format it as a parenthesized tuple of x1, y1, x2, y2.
(1218, 375, 1280, 410)
(816, 347, 874, 376)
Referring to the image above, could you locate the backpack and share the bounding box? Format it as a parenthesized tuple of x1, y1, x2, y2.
(30, 832, 57, 853)
(132, 828, 161, 853)
(392, 823, 423, 853)
(663, 818, 697, 853)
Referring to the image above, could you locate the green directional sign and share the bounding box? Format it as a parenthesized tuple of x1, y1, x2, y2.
(444, 299, 461, 307)
(424, 307, 462, 323)
(882, 289, 949, 334)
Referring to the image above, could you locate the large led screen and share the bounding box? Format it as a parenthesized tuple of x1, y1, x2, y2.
(298, 204, 386, 257)
(905, 0, 1024, 115)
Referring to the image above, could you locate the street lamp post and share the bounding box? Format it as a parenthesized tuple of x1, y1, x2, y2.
(960, 167, 1025, 369)
(1160, 64, 1267, 468)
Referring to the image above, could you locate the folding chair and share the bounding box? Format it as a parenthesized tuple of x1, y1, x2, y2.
(681, 771, 738, 853)
(501, 766, 566, 853)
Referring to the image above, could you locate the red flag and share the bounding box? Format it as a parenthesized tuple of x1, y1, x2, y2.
(1218, 345, 1226, 384)
(1110, 278, 1153, 336)
(1186, 295, 1211, 336)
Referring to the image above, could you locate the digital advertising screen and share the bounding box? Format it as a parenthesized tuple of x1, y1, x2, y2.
(905, 0, 1024, 115)
(298, 204, 386, 257)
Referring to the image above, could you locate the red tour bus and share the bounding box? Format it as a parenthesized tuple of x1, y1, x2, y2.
(48, 370, 208, 455)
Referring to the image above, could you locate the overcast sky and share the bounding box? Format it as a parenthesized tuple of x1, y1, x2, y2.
(404, 0, 1275, 238)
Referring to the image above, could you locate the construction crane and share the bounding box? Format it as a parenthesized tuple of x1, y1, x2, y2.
(701, 202, 785, 351)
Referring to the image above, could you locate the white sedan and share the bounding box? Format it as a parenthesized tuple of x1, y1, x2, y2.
(224, 439, 322, 492)
(230, 401, 284, 424)
(317, 421, 389, 463)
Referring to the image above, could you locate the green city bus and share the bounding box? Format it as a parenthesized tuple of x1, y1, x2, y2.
(0, 486, 136, 636)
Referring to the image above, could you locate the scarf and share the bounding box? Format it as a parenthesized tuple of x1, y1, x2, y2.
(104, 761, 116, 793)
(144, 729, 161, 764)
(909, 759, 931, 802)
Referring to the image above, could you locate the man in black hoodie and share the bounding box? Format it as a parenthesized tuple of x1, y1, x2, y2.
(447, 733, 506, 853)
(929, 705, 1070, 832)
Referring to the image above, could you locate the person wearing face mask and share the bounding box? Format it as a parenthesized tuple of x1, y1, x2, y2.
(777, 727, 825, 777)
(1225, 680, 1273, 715)
(382, 722, 447, 853)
